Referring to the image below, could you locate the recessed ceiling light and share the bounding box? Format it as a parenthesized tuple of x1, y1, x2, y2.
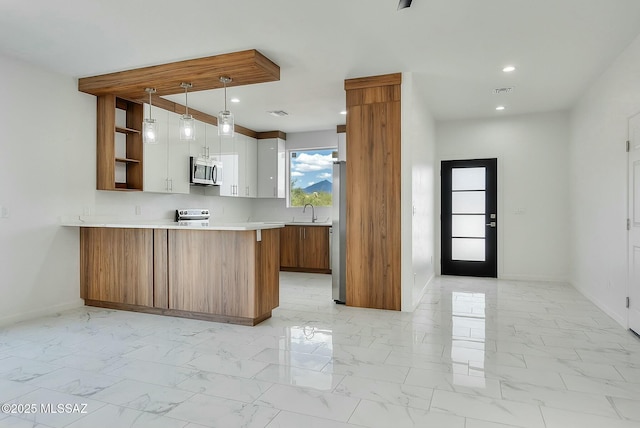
(502, 66, 516, 73)
(496, 106, 506, 111)
(230, 97, 240, 103)
(340, 110, 347, 115)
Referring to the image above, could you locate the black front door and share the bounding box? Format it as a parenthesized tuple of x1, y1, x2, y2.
(441, 158, 497, 277)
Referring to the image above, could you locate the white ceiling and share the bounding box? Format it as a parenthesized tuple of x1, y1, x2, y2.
(2, 0, 640, 133)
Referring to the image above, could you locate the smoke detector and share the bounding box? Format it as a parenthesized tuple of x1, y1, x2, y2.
(493, 87, 514, 95)
(268, 110, 289, 117)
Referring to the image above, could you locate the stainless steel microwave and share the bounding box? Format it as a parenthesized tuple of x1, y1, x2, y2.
(190, 156, 222, 186)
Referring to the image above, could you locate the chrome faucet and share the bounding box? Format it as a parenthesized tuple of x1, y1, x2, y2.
(303, 203, 317, 223)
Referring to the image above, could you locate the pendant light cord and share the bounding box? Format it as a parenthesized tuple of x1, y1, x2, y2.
(148, 90, 153, 120)
(223, 80, 228, 112)
(184, 85, 189, 116)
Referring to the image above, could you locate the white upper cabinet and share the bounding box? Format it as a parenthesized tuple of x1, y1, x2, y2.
(218, 133, 257, 198)
(205, 123, 222, 161)
(143, 105, 190, 194)
(166, 112, 190, 194)
(142, 106, 280, 198)
(219, 134, 238, 196)
(257, 138, 286, 198)
(189, 119, 207, 159)
(244, 136, 258, 198)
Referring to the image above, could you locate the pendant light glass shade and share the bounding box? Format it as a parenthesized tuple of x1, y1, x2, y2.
(218, 110, 234, 137)
(218, 76, 234, 137)
(143, 88, 158, 144)
(179, 115, 195, 140)
(143, 118, 158, 144)
(179, 83, 195, 141)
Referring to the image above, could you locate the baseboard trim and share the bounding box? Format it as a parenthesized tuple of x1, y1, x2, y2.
(403, 273, 435, 312)
(0, 298, 85, 327)
(570, 283, 627, 328)
(499, 273, 570, 283)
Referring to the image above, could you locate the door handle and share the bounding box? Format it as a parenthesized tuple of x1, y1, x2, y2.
(486, 222, 496, 227)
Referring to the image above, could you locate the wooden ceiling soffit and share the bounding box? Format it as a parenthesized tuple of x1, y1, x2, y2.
(78, 49, 280, 98)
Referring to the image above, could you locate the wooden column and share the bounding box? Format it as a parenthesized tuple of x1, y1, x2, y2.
(345, 73, 402, 311)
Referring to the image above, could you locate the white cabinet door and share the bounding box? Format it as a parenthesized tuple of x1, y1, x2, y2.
(236, 134, 248, 197)
(205, 123, 221, 161)
(143, 107, 190, 194)
(189, 119, 208, 158)
(276, 138, 286, 198)
(219, 135, 238, 196)
(244, 136, 257, 198)
(166, 112, 190, 194)
(143, 106, 170, 193)
(257, 138, 286, 198)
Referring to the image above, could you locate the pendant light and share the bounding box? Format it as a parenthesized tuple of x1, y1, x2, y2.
(218, 76, 234, 137)
(143, 88, 158, 144)
(179, 82, 195, 141)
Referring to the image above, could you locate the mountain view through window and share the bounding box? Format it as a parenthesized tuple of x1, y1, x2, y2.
(289, 149, 335, 207)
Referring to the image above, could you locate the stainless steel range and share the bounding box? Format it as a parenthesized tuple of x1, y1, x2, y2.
(175, 209, 210, 226)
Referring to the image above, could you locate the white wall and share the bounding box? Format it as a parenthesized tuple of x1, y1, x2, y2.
(436, 111, 570, 282)
(401, 73, 437, 311)
(0, 53, 252, 325)
(569, 33, 640, 327)
(252, 130, 338, 223)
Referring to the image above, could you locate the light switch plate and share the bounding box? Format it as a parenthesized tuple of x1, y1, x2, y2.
(1, 206, 8, 218)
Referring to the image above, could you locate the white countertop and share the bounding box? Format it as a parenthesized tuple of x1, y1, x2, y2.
(284, 222, 332, 227)
(61, 219, 285, 231)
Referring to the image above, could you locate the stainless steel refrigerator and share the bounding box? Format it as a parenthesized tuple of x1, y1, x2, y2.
(332, 161, 346, 304)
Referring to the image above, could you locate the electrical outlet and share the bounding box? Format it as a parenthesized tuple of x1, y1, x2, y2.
(83, 206, 91, 216)
(0, 206, 8, 218)
(135, 205, 141, 215)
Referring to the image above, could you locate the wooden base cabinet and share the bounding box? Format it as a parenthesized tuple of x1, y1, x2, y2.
(167, 229, 278, 321)
(280, 225, 331, 273)
(80, 228, 153, 306)
(80, 227, 280, 326)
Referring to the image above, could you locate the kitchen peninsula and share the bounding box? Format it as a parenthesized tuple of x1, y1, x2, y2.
(65, 221, 283, 326)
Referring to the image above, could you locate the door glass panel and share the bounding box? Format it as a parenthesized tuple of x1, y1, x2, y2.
(452, 238, 485, 261)
(452, 167, 486, 191)
(452, 192, 485, 214)
(452, 215, 485, 238)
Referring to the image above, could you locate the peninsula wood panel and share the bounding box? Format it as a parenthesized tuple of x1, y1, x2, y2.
(80, 227, 153, 306)
(78, 49, 280, 98)
(168, 230, 256, 318)
(220, 231, 255, 318)
(153, 229, 169, 309)
(255, 229, 280, 315)
(345, 74, 402, 311)
(168, 229, 226, 315)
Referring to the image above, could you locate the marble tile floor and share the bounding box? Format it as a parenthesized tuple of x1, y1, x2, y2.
(0, 273, 639, 427)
